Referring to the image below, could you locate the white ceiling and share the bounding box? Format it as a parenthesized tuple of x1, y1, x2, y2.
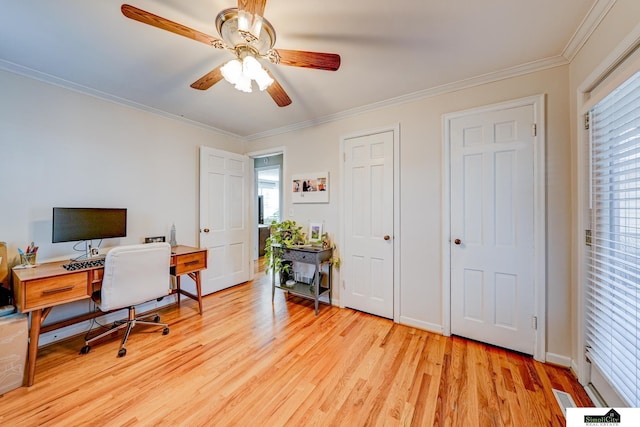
(0, 0, 600, 139)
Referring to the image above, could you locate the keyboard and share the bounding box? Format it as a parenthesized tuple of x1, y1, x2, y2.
(62, 258, 105, 271)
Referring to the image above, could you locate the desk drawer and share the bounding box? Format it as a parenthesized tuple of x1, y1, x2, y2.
(174, 252, 206, 275)
(25, 273, 89, 310)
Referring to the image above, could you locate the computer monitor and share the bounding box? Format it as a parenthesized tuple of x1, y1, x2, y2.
(52, 207, 127, 244)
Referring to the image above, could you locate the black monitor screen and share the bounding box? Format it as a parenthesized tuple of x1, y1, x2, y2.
(52, 208, 127, 243)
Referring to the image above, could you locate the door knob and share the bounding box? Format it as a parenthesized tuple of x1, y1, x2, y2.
(384, 235, 391, 241)
(454, 239, 461, 245)
(202, 228, 210, 233)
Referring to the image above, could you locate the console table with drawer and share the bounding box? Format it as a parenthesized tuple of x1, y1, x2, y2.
(12, 244, 207, 386)
(271, 245, 332, 315)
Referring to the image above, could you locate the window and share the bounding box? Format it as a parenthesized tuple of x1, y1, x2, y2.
(586, 70, 640, 407)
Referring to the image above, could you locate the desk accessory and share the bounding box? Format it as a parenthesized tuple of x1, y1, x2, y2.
(169, 223, 177, 247)
(18, 244, 38, 268)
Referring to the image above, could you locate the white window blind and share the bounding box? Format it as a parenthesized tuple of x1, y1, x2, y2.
(586, 70, 640, 407)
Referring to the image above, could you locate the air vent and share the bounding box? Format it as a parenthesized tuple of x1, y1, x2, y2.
(553, 388, 577, 417)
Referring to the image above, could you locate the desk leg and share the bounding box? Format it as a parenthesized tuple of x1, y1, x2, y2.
(175, 276, 181, 305)
(191, 271, 203, 315)
(176, 271, 202, 315)
(26, 309, 42, 387)
(174, 273, 203, 315)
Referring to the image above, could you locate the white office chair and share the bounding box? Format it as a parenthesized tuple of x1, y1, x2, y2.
(80, 242, 172, 357)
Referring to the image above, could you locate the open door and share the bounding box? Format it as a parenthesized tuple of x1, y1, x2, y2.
(199, 146, 250, 294)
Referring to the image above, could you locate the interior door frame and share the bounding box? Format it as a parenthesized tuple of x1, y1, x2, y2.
(339, 124, 401, 320)
(441, 95, 546, 362)
(246, 146, 287, 280)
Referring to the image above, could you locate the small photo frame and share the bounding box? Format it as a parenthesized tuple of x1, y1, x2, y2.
(308, 222, 323, 243)
(144, 236, 166, 243)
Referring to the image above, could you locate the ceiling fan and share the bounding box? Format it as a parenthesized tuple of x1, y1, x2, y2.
(121, 2, 341, 107)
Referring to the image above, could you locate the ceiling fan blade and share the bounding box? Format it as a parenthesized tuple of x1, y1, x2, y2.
(269, 49, 340, 71)
(265, 72, 292, 107)
(121, 4, 226, 49)
(238, 0, 267, 18)
(190, 66, 225, 90)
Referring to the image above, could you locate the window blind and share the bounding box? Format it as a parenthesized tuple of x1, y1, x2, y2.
(586, 70, 640, 407)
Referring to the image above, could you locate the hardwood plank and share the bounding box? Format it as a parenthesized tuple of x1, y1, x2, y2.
(0, 272, 591, 426)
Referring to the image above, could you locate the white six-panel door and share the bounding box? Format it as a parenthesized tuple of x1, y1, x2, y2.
(343, 130, 395, 319)
(199, 146, 250, 295)
(449, 104, 537, 355)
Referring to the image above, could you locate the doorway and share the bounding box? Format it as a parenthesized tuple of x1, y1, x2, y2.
(442, 95, 546, 360)
(254, 154, 283, 262)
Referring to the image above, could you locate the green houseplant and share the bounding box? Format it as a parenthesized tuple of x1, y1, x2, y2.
(265, 220, 342, 287)
(264, 220, 306, 282)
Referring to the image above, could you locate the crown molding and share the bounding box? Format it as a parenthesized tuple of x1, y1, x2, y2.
(4, 0, 600, 146)
(244, 55, 568, 141)
(562, 0, 618, 61)
(0, 59, 242, 140)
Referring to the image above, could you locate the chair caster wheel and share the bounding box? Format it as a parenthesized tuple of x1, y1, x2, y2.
(118, 348, 127, 357)
(154, 315, 160, 322)
(163, 327, 170, 335)
(80, 345, 91, 355)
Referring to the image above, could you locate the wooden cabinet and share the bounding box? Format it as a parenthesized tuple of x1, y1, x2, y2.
(258, 225, 270, 256)
(271, 245, 332, 315)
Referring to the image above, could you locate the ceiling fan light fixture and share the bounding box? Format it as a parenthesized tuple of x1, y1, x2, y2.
(243, 56, 274, 91)
(234, 75, 253, 93)
(221, 55, 273, 93)
(220, 59, 243, 83)
(254, 70, 274, 91)
(220, 58, 251, 92)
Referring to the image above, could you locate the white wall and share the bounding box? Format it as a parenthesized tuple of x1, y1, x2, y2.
(4, 24, 612, 362)
(245, 66, 573, 359)
(0, 68, 243, 337)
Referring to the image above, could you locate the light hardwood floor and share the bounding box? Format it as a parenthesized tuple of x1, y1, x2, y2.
(0, 268, 591, 426)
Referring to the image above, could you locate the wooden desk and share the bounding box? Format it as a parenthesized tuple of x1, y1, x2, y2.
(12, 244, 207, 387)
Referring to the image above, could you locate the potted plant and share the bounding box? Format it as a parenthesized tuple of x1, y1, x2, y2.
(264, 220, 306, 283)
(320, 232, 341, 268)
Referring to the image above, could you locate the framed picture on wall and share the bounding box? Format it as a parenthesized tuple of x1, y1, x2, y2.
(292, 171, 329, 203)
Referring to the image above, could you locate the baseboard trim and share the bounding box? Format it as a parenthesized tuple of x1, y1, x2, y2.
(398, 316, 443, 334)
(545, 352, 572, 368)
(39, 295, 178, 347)
(585, 383, 606, 407)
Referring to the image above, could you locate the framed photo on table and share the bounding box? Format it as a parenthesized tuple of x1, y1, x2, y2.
(292, 171, 329, 203)
(308, 222, 324, 243)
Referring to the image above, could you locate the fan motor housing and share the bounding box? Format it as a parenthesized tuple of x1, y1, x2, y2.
(215, 8, 276, 55)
